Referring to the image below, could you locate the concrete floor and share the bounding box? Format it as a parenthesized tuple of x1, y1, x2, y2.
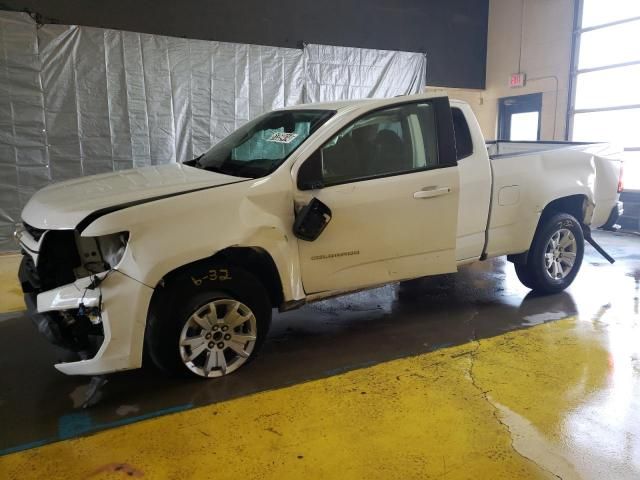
(0, 230, 638, 479)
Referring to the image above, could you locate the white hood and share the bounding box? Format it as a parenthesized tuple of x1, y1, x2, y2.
(21, 164, 246, 230)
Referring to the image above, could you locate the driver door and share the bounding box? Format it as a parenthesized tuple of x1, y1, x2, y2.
(294, 99, 460, 294)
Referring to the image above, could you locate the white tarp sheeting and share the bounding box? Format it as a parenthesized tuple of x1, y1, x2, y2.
(36, 23, 305, 177)
(0, 12, 47, 249)
(304, 43, 426, 102)
(0, 11, 426, 250)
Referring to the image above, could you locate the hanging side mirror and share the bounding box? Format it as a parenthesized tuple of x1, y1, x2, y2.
(297, 150, 324, 190)
(293, 198, 332, 241)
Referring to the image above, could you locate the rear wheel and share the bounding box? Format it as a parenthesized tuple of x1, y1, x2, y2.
(514, 213, 584, 294)
(514, 262, 535, 289)
(146, 264, 271, 379)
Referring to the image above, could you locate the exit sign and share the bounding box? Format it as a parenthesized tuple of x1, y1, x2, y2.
(510, 72, 526, 88)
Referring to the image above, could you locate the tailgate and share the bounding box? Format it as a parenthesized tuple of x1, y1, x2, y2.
(592, 148, 623, 227)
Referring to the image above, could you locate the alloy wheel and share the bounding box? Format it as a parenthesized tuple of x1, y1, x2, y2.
(178, 298, 257, 378)
(544, 228, 577, 280)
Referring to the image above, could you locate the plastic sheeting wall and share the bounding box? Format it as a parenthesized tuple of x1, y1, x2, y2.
(0, 11, 426, 251)
(304, 44, 426, 102)
(0, 12, 46, 251)
(36, 24, 305, 177)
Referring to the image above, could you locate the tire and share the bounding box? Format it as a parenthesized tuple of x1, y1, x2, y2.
(514, 262, 536, 289)
(514, 213, 584, 294)
(145, 264, 272, 379)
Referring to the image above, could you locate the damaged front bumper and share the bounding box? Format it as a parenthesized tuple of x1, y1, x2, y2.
(19, 256, 154, 375)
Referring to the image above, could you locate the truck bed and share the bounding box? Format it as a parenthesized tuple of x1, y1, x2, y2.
(482, 138, 622, 259)
(486, 140, 596, 159)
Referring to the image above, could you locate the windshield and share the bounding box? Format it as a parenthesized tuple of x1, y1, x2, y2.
(195, 109, 335, 178)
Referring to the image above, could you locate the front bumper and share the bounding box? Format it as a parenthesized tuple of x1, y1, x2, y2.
(20, 257, 154, 375)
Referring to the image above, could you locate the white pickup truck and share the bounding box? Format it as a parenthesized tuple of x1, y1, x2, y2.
(16, 93, 623, 379)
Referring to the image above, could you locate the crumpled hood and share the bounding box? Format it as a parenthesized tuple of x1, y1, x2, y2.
(22, 163, 246, 230)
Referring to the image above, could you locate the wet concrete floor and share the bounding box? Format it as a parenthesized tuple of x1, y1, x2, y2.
(0, 230, 638, 455)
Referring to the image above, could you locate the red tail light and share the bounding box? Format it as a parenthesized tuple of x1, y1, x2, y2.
(617, 163, 624, 193)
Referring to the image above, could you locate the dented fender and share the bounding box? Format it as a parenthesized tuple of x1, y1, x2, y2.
(79, 170, 304, 302)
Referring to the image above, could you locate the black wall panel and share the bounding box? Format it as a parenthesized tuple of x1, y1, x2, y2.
(1, 0, 488, 88)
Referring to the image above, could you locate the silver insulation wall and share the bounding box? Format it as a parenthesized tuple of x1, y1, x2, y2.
(0, 11, 426, 251)
(0, 12, 46, 251)
(304, 44, 426, 102)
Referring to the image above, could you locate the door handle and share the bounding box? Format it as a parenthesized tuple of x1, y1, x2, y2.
(413, 187, 451, 199)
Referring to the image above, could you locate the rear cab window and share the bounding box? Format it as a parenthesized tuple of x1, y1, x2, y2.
(451, 107, 473, 160)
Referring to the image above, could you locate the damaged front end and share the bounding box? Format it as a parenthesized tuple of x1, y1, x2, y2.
(16, 223, 136, 370)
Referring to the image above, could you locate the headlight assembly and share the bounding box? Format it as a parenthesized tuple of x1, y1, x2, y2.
(75, 231, 129, 276)
(97, 232, 129, 269)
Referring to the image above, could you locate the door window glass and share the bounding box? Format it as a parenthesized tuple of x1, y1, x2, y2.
(319, 103, 439, 186)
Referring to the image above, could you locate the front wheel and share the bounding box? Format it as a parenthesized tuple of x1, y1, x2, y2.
(514, 213, 584, 294)
(145, 265, 271, 379)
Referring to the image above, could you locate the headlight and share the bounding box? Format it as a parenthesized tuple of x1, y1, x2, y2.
(97, 232, 129, 269)
(13, 223, 25, 246)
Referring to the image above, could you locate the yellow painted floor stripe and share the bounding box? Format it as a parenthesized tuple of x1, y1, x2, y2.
(0, 254, 24, 314)
(2, 316, 636, 480)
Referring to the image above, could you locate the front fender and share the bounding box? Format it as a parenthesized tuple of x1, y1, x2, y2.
(80, 173, 304, 302)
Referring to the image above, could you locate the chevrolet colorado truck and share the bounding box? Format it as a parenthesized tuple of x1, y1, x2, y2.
(16, 93, 623, 379)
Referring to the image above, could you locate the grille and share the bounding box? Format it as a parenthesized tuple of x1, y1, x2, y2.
(23, 222, 45, 241)
(38, 230, 80, 290)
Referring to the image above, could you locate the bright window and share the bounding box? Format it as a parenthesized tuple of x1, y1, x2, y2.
(580, 0, 640, 28)
(510, 112, 540, 141)
(570, 1, 640, 191)
(573, 108, 640, 146)
(577, 19, 640, 69)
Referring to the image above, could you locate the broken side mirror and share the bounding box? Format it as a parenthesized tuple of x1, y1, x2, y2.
(293, 198, 332, 241)
(297, 150, 324, 190)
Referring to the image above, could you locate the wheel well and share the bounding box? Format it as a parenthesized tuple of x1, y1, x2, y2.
(158, 247, 284, 308)
(540, 194, 587, 224)
(508, 194, 587, 265)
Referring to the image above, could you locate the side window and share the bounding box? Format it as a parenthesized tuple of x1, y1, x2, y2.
(451, 107, 473, 160)
(319, 103, 439, 186)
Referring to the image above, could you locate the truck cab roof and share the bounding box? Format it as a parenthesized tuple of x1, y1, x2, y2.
(284, 92, 465, 113)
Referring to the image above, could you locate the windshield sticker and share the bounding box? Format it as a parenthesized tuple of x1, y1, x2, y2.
(267, 132, 299, 144)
